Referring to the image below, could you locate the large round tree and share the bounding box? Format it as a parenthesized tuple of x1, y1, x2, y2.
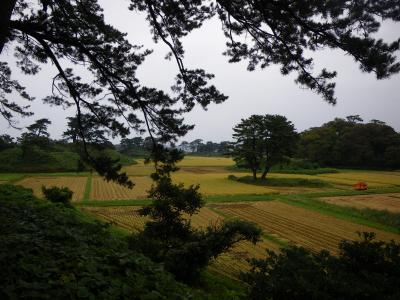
(232, 114, 298, 180)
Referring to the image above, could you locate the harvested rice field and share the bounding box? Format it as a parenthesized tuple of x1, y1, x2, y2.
(82, 206, 150, 231)
(172, 173, 277, 195)
(210, 201, 400, 255)
(8, 157, 400, 279)
(317, 172, 400, 187)
(90, 176, 153, 200)
(82, 206, 224, 232)
(322, 193, 400, 213)
(17, 176, 87, 202)
(81, 205, 280, 277)
(177, 156, 235, 167)
(209, 238, 280, 278)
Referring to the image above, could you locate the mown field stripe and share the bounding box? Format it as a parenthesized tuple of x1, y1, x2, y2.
(277, 195, 400, 235)
(75, 186, 400, 207)
(209, 206, 289, 249)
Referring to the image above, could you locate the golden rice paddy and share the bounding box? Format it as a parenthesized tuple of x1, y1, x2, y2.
(17, 176, 87, 202)
(210, 201, 400, 255)
(322, 193, 400, 213)
(81, 205, 281, 277)
(90, 176, 153, 200)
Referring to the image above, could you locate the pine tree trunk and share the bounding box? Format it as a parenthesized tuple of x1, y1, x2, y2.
(0, 0, 17, 54)
(252, 167, 257, 180)
(260, 166, 270, 180)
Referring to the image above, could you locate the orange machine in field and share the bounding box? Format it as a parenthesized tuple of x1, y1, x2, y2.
(353, 182, 368, 190)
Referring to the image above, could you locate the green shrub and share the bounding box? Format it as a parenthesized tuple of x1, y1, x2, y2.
(227, 174, 238, 181)
(0, 185, 195, 299)
(42, 186, 73, 207)
(237, 176, 330, 188)
(242, 232, 400, 300)
(130, 176, 262, 283)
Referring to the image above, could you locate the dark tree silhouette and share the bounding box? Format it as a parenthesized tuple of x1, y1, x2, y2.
(26, 118, 51, 138)
(298, 117, 400, 169)
(0, 0, 399, 182)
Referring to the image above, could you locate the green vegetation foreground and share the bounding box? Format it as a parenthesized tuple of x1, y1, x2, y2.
(2, 184, 400, 299)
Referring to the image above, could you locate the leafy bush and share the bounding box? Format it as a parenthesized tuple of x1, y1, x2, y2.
(0, 185, 195, 299)
(236, 176, 330, 188)
(42, 185, 73, 207)
(271, 168, 339, 175)
(129, 176, 262, 283)
(242, 232, 400, 300)
(227, 174, 238, 181)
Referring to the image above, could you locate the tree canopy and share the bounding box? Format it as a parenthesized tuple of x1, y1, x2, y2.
(298, 117, 400, 169)
(26, 118, 51, 137)
(1, 0, 400, 182)
(243, 232, 400, 300)
(231, 114, 298, 179)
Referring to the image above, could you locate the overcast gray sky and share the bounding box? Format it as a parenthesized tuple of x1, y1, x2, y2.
(1, 0, 400, 143)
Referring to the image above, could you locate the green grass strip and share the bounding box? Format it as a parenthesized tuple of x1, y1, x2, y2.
(1, 174, 27, 183)
(82, 173, 92, 202)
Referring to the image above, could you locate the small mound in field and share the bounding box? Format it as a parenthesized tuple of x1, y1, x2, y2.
(231, 176, 331, 188)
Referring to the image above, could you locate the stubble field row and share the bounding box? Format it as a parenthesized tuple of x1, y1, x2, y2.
(81, 199, 400, 277)
(322, 193, 400, 213)
(17, 176, 87, 202)
(210, 201, 400, 255)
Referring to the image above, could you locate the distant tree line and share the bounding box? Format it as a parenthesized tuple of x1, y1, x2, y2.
(118, 138, 231, 157)
(2, 114, 399, 172)
(0, 117, 127, 172)
(177, 139, 231, 155)
(230, 114, 400, 175)
(298, 115, 400, 169)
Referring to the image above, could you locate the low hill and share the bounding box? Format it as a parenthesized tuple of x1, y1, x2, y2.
(0, 146, 135, 173)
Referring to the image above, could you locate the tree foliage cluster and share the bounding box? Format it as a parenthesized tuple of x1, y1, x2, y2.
(298, 116, 400, 169)
(129, 146, 262, 283)
(230, 114, 298, 179)
(177, 139, 231, 155)
(243, 232, 400, 300)
(0, 184, 198, 299)
(41, 185, 73, 207)
(230, 114, 400, 177)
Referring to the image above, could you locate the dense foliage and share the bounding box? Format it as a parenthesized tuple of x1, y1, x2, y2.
(298, 117, 400, 169)
(0, 184, 197, 299)
(243, 232, 400, 300)
(177, 139, 231, 155)
(231, 115, 298, 179)
(42, 185, 73, 207)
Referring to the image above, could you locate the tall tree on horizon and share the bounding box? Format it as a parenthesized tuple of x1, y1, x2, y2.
(231, 114, 298, 179)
